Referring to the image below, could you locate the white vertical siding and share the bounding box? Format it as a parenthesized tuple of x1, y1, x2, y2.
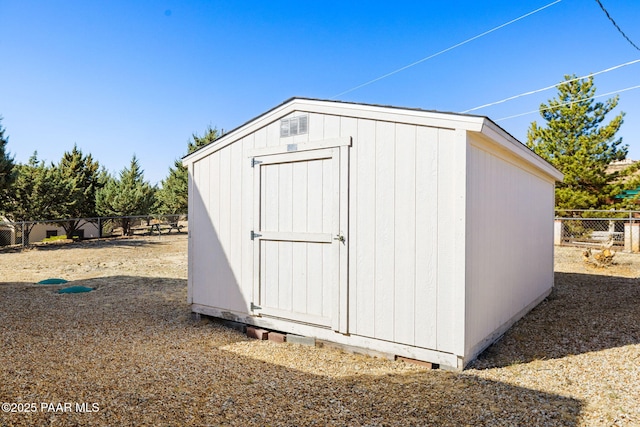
(266, 119, 280, 146)
(241, 135, 256, 304)
(373, 121, 396, 342)
(414, 126, 439, 349)
(191, 154, 212, 307)
(219, 147, 233, 300)
(465, 136, 555, 356)
(308, 113, 325, 141)
(353, 119, 376, 337)
(435, 128, 467, 356)
(340, 118, 357, 333)
(291, 161, 309, 315)
(349, 121, 456, 352)
(324, 115, 342, 139)
(190, 136, 255, 313)
(393, 124, 417, 345)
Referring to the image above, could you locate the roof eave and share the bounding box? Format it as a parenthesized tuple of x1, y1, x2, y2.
(479, 119, 564, 182)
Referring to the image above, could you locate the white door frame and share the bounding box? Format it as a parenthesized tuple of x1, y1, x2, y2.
(250, 142, 349, 333)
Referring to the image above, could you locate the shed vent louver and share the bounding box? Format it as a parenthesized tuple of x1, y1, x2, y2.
(280, 115, 308, 137)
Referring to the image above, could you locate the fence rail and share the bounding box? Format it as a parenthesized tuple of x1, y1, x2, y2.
(555, 210, 639, 252)
(3, 210, 639, 252)
(0, 214, 188, 247)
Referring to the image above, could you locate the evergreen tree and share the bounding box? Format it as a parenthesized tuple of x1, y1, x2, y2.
(0, 117, 16, 213)
(156, 159, 189, 215)
(156, 126, 220, 215)
(95, 156, 156, 235)
(55, 145, 104, 237)
(526, 75, 626, 210)
(188, 125, 220, 154)
(9, 153, 73, 242)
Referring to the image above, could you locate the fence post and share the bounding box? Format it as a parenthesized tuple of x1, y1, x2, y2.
(554, 219, 563, 245)
(624, 218, 640, 253)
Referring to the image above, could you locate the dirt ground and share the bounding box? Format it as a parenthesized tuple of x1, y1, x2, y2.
(0, 235, 638, 426)
(0, 234, 188, 282)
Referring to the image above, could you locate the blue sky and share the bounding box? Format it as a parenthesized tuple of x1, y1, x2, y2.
(1, 0, 639, 185)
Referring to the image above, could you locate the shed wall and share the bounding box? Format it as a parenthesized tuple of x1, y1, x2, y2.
(465, 134, 555, 358)
(189, 134, 252, 313)
(349, 120, 466, 355)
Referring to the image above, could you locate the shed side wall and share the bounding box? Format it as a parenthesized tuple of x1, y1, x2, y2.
(465, 134, 555, 359)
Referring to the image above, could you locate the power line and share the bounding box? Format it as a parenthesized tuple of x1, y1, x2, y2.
(460, 58, 640, 113)
(330, 0, 563, 99)
(495, 84, 640, 121)
(595, 0, 640, 51)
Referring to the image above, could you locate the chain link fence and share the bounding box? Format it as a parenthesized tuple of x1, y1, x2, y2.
(555, 210, 640, 252)
(3, 210, 638, 252)
(0, 214, 188, 247)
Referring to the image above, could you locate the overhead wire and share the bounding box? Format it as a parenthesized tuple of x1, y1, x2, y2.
(330, 0, 562, 99)
(465, 1, 640, 121)
(460, 58, 640, 113)
(595, 0, 640, 51)
(495, 85, 640, 122)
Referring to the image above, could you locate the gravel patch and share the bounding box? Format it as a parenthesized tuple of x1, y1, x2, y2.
(1, 237, 638, 426)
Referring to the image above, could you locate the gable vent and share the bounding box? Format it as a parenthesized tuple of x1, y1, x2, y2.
(280, 115, 308, 137)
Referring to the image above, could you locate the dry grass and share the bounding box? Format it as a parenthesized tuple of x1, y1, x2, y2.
(0, 236, 638, 426)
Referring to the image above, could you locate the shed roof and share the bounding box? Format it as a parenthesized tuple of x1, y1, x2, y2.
(183, 97, 563, 181)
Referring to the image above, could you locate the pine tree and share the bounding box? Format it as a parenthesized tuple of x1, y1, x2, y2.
(95, 156, 156, 235)
(526, 75, 626, 210)
(156, 126, 220, 215)
(188, 125, 220, 154)
(9, 153, 73, 242)
(55, 145, 103, 237)
(156, 159, 189, 215)
(0, 117, 16, 213)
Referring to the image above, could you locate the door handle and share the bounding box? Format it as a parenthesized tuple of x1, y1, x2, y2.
(333, 234, 345, 243)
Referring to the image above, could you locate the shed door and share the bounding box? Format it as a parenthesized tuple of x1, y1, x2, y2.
(252, 147, 347, 331)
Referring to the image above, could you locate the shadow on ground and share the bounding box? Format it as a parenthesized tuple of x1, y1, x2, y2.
(471, 272, 640, 369)
(0, 235, 179, 254)
(0, 274, 583, 426)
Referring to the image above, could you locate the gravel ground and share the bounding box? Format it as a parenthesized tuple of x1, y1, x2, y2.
(0, 236, 638, 426)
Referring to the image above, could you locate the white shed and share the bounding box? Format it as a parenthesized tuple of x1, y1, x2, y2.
(182, 98, 563, 369)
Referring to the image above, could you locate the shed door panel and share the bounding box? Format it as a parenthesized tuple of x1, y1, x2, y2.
(253, 148, 344, 328)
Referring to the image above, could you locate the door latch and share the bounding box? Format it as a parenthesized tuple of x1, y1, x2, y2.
(333, 234, 345, 243)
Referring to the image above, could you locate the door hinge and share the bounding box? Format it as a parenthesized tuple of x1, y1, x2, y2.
(251, 158, 262, 168)
(250, 230, 262, 240)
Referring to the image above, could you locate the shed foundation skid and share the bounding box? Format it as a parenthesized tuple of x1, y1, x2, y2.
(191, 304, 462, 369)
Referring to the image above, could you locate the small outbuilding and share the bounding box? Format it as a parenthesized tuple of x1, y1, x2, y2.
(182, 98, 563, 369)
